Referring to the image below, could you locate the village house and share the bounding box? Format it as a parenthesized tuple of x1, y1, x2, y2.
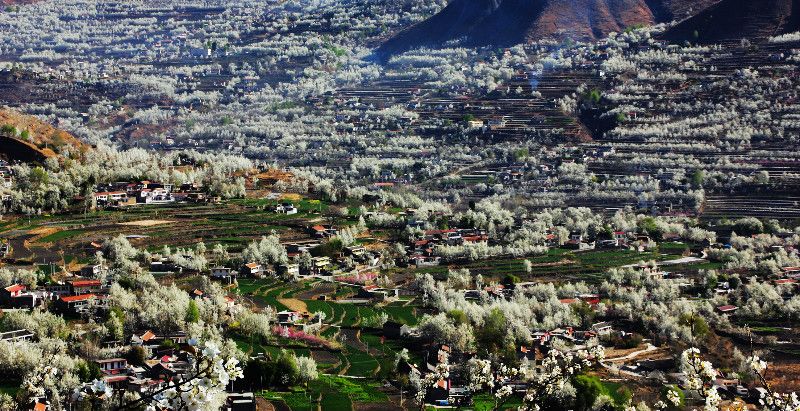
(148, 356, 192, 381)
(279, 263, 300, 279)
(274, 202, 298, 215)
(131, 330, 189, 347)
(487, 116, 507, 130)
(565, 231, 594, 250)
(357, 285, 399, 302)
(80, 264, 106, 278)
(426, 344, 451, 372)
(310, 225, 337, 238)
(0, 329, 34, 343)
(210, 267, 237, 284)
(613, 231, 630, 245)
(240, 262, 264, 278)
(517, 345, 537, 362)
(131, 330, 157, 346)
(68, 279, 103, 295)
(94, 191, 129, 207)
(310, 256, 331, 274)
(345, 246, 381, 266)
(0, 284, 26, 304)
(383, 321, 410, 339)
(149, 260, 182, 274)
(95, 358, 128, 376)
(45, 282, 71, 297)
(0, 284, 39, 309)
(137, 187, 175, 204)
(55, 294, 96, 315)
(591, 321, 614, 336)
(411, 255, 441, 267)
(227, 393, 257, 411)
(277, 310, 302, 325)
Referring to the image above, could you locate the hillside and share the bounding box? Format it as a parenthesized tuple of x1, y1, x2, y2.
(378, 0, 720, 56)
(0, 108, 88, 161)
(661, 0, 800, 44)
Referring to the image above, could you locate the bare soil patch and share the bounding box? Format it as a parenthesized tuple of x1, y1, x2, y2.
(118, 220, 176, 227)
(278, 298, 308, 313)
(310, 349, 339, 365)
(295, 283, 337, 300)
(530, 258, 577, 267)
(354, 402, 404, 411)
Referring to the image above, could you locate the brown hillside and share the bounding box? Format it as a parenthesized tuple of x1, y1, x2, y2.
(378, 0, 721, 57)
(524, 0, 658, 41)
(661, 0, 800, 44)
(0, 108, 89, 160)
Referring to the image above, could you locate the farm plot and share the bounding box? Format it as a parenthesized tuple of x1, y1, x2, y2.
(261, 375, 388, 411)
(415, 248, 685, 283)
(236, 278, 292, 311)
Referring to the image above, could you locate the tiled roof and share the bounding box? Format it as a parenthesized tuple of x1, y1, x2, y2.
(60, 294, 95, 303)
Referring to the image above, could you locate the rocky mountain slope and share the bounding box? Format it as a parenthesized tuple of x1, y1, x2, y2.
(378, 0, 722, 56)
(661, 0, 800, 44)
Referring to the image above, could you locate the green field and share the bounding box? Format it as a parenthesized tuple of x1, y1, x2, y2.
(415, 248, 685, 283)
(260, 375, 386, 411)
(35, 229, 86, 243)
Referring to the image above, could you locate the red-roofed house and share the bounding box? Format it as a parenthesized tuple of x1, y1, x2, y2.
(579, 294, 601, 306)
(68, 279, 103, 295)
(310, 225, 337, 238)
(132, 330, 157, 345)
(132, 330, 167, 346)
(717, 305, 738, 314)
(0, 284, 26, 303)
(55, 294, 96, 314)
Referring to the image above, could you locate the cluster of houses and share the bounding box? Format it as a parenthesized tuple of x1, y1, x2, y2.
(0, 160, 12, 189)
(407, 228, 489, 267)
(209, 241, 383, 287)
(24, 327, 255, 411)
(0, 275, 107, 314)
(399, 208, 671, 265)
(395, 318, 619, 407)
(1, 267, 253, 409)
(92, 181, 215, 208)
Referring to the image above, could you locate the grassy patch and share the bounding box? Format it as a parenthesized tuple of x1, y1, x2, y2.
(35, 229, 85, 243)
(258, 375, 384, 410)
(473, 393, 522, 410)
(0, 380, 20, 397)
(344, 350, 379, 377)
(321, 392, 352, 411)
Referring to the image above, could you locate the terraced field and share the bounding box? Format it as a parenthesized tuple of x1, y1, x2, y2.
(234, 278, 420, 385)
(414, 247, 685, 283)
